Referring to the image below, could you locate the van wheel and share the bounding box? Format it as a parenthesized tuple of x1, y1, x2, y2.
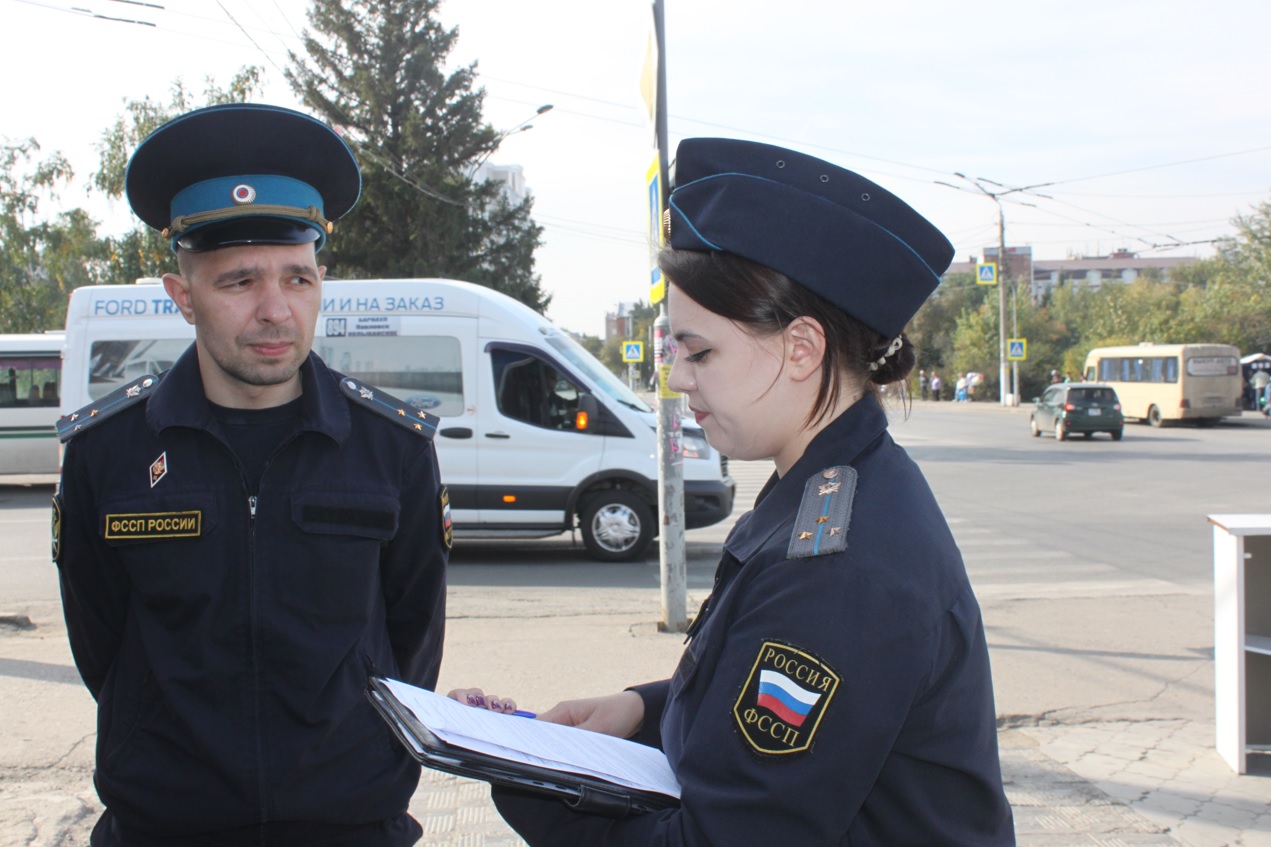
(1111, 429, 1123, 441)
(1147, 405, 1163, 427)
(1030, 416, 1041, 437)
(1055, 420, 1067, 441)
(580, 491, 654, 562)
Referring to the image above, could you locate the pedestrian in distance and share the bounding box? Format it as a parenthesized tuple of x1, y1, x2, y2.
(955, 373, 969, 402)
(930, 371, 942, 401)
(53, 104, 451, 846)
(919, 368, 929, 400)
(454, 138, 1014, 846)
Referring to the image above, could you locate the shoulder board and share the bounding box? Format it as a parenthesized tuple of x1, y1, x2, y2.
(57, 374, 162, 443)
(787, 465, 858, 559)
(339, 377, 439, 441)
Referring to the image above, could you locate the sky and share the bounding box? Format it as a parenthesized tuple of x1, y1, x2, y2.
(2, 0, 1270, 337)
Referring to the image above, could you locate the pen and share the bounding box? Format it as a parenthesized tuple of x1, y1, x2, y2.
(512, 710, 537, 719)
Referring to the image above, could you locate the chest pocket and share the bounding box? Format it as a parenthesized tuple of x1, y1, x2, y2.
(291, 491, 400, 541)
(99, 492, 218, 548)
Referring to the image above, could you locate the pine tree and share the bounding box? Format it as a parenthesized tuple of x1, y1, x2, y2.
(287, 0, 549, 312)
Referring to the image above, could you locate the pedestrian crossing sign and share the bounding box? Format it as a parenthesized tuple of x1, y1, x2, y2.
(623, 341, 645, 363)
(977, 262, 998, 285)
(1008, 338, 1027, 361)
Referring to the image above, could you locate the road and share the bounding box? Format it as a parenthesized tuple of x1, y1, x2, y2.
(1, 400, 1267, 844)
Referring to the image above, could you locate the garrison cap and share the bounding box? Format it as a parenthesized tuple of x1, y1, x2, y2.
(666, 138, 954, 338)
(125, 103, 360, 253)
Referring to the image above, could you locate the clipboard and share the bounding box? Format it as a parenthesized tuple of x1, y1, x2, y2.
(366, 677, 680, 817)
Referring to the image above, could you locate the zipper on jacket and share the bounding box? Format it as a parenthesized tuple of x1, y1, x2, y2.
(248, 494, 257, 520)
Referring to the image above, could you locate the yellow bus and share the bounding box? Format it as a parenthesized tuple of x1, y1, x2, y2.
(1082, 343, 1243, 427)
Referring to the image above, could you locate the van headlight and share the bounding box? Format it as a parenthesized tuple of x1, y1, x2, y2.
(682, 431, 711, 460)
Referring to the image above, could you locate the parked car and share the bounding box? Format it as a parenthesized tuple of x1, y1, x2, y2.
(1030, 382, 1124, 441)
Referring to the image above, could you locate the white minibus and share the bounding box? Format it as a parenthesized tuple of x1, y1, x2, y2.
(61, 279, 735, 561)
(1082, 343, 1243, 426)
(0, 332, 64, 474)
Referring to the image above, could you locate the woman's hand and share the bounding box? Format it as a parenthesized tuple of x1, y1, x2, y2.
(537, 691, 644, 738)
(446, 687, 518, 714)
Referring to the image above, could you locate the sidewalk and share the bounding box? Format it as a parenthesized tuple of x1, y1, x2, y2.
(417, 592, 1271, 846)
(410, 449, 1270, 847)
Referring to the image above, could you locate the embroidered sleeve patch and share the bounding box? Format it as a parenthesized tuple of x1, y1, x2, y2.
(51, 495, 63, 563)
(440, 487, 453, 550)
(104, 511, 202, 540)
(733, 641, 840, 755)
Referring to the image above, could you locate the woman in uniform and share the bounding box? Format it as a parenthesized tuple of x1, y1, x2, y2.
(465, 137, 1015, 846)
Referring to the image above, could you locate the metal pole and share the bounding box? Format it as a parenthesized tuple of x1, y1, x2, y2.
(1011, 282, 1019, 404)
(652, 0, 686, 632)
(996, 201, 1008, 406)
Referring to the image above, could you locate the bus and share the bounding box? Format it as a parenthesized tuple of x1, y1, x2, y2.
(0, 332, 64, 474)
(1082, 343, 1243, 427)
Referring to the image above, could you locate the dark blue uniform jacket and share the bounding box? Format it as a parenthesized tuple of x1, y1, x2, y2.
(495, 398, 1014, 846)
(55, 347, 447, 843)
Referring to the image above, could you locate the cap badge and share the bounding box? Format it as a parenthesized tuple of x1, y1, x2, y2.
(231, 184, 257, 205)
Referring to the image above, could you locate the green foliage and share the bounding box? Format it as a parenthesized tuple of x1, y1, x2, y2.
(908, 271, 990, 373)
(287, 0, 548, 311)
(0, 140, 108, 332)
(92, 69, 265, 282)
(909, 199, 1271, 399)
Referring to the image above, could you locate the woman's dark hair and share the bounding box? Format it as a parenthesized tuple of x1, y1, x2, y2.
(658, 248, 915, 425)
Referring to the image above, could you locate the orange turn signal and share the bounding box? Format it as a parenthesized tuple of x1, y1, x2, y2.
(575, 410, 589, 431)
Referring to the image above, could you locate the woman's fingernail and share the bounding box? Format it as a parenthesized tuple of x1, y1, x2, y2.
(466, 694, 477, 705)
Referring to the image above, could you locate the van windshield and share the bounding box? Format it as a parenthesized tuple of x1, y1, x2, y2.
(542, 331, 653, 413)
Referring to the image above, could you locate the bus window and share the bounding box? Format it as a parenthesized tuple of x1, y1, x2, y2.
(1187, 356, 1238, 377)
(0, 356, 60, 408)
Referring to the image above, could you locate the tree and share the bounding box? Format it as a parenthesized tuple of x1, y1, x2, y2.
(0, 139, 108, 332)
(92, 70, 265, 283)
(287, 0, 549, 312)
(909, 271, 991, 375)
(598, 300, 658, 385)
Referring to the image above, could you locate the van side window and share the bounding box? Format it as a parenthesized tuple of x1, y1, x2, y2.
(315, 335, 464, 417)
(88, 339, 187, 401)
(491, 350, 582, 432)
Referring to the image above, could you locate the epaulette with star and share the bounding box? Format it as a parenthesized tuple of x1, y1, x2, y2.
(339, 376, 439, 440)
(787, 465, 858, 559)
(57, 374, 163, 443)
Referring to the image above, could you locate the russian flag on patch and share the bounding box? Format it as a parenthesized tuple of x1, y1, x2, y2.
(756, 669, 822, 727)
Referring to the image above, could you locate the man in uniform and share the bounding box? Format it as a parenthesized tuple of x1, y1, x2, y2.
(53, 104, 449, 846)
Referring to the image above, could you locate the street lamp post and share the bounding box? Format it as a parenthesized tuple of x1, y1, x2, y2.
(936, 173, 1051, 406)
(469, 104, 553, 177)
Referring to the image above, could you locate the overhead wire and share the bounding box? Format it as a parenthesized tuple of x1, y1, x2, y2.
(13, 0, 1260, 254)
